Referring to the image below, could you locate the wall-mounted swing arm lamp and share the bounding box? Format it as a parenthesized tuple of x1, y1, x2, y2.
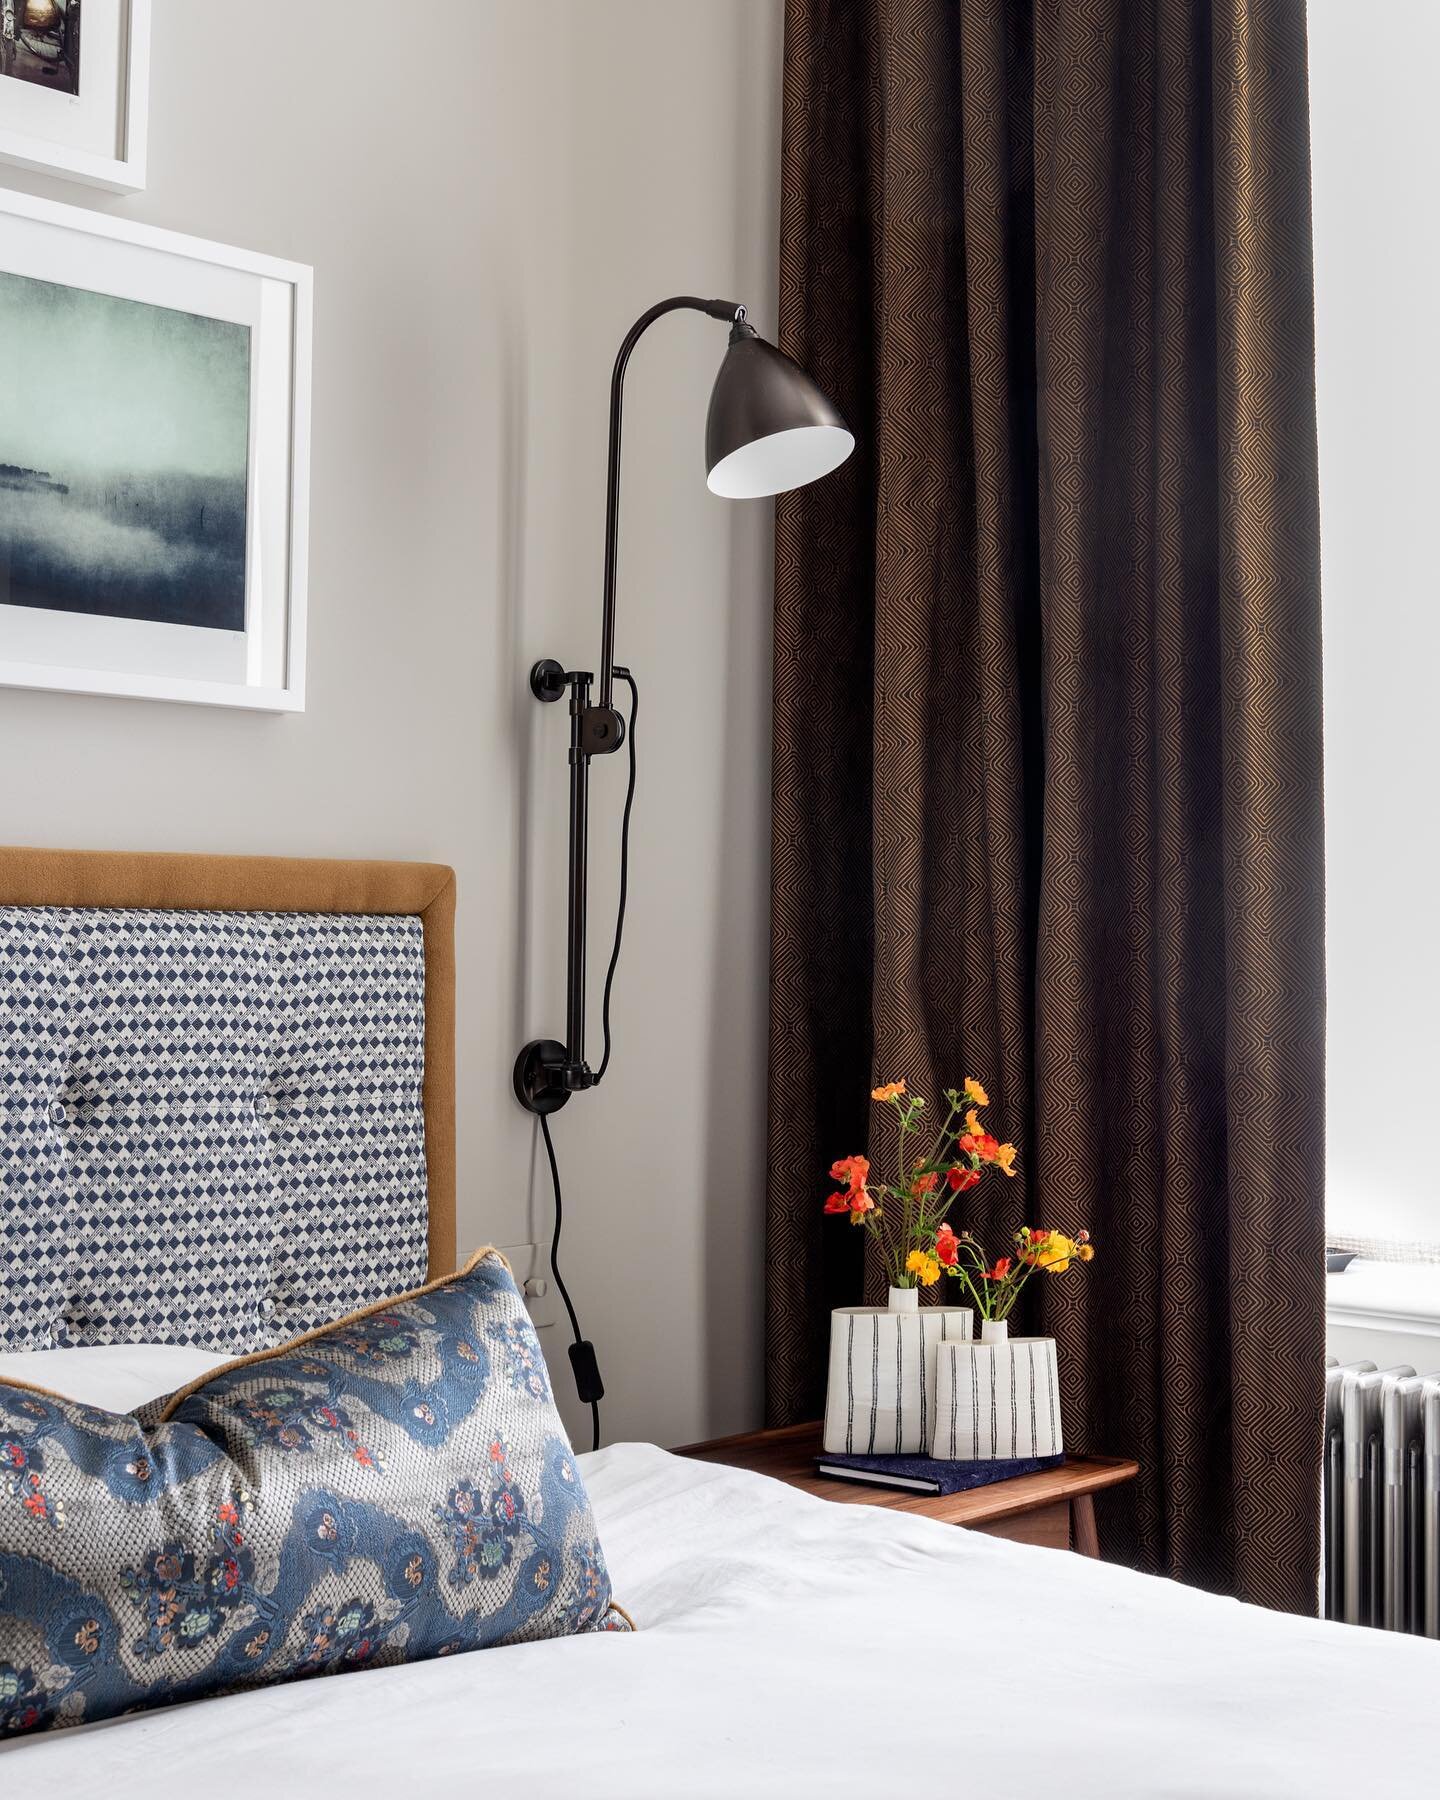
(512, 294, 853, 1437)
(514, 295, 852, 1112)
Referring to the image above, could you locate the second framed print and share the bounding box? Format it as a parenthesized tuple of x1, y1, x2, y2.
(0, 187, 312, 711)
(0, 0, 151, 191)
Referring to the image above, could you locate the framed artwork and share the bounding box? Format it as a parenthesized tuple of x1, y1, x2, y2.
(0, 186, 312, 711)
(0, 0, 151, 192)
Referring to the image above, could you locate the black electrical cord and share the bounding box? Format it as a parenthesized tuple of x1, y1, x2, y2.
(539, 1110, 600, 1452)
(541, 670, 638, 1455)
(596, 667, 638, 1085)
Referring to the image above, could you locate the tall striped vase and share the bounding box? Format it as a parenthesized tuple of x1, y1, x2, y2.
(821, 1300, 975, 1456)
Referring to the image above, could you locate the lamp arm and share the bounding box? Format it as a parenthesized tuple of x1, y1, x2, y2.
(597, 295, 743, 712)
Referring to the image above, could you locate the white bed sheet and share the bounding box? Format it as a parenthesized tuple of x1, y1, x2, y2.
(6, 1442, 1434, 1795)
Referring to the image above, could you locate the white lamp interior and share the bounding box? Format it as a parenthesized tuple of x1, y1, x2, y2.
(707, 423, 855, 499)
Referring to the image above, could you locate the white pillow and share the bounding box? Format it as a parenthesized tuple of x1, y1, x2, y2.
(0, 1343, 233, 1414)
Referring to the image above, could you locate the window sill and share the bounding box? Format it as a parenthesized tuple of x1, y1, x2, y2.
(1326, 1259, 1440, 1340)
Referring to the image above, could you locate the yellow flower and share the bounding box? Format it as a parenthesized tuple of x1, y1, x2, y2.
(965, 1109, 982, 1136)
(963, 1077, 989, 1107)
(906, 1249, 941, 1287)
(872, 1081, 907, 1103)
(1078, 1242, 1095, 1262)
(1033, 1233, 1077, 1274)
(994, 1142, 1018, 1177)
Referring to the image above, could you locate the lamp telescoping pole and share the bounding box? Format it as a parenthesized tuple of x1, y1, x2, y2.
(564, 672, 592, 1075)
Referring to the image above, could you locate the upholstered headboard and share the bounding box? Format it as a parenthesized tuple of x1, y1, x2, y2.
(0, 848, 456, 1357)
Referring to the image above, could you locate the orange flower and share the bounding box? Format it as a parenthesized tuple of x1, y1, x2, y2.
(912, 1170, 940, 1196)
(935, 1223, 961, 1267)
(973, 1133, 1002, 1163)
(982, 1256, 1012, 1281)
(829, 1155, 869, 1191)
(965, 1109, 983, 1136)
(871, 1081, 907, 1103)
(994, 1142, 1018, 1177)
(963, 1078, 989, 1107)
(826, 1184, 875, 1221)
(947, 1165, 980, 1193)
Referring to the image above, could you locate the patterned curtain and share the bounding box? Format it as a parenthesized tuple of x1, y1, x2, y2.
(766, 0, 1324, 1613)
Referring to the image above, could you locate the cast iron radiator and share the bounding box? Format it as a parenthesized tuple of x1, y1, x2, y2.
(1324, 1359, 1440, 1633)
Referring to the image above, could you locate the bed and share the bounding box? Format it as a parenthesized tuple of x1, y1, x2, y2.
(1, 1442, 1432, 1795)
(0, 848, 1434, 1795)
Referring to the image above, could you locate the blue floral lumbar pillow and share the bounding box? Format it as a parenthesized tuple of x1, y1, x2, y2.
(0, 1249, 630, 1737)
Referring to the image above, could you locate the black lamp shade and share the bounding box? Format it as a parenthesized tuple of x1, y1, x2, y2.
(705, 332, 854, 499)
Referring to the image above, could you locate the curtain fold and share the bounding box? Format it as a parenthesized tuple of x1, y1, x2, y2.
(767, 0, 1324, 1612)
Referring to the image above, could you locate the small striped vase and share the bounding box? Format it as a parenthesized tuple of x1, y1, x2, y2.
(930, 1336, 1064, 1462)
(822, 1300, 975, 1456)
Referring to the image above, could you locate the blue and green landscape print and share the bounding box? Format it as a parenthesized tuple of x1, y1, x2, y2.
(0, 269, 251, 631)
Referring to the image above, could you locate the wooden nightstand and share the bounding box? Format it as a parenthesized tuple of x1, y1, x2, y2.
(676, 1421, 1138, 1556)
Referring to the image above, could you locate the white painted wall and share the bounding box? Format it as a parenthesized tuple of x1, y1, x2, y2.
(1309, 3, 1440, 1246)
(0, 0, 782, 1446)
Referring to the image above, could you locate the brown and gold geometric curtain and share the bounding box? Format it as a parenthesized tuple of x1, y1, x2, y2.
(766, 0, 1325, 1614)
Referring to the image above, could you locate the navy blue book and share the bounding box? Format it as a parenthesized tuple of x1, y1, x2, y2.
(815, 1450, 1065, 1494)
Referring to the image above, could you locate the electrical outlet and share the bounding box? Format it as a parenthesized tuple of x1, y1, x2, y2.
(495, 1242, 558, 1331)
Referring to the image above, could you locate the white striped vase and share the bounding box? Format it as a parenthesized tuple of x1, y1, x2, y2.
(930, 1336, 1064, 1462)
(821, 1302, 975, 1456)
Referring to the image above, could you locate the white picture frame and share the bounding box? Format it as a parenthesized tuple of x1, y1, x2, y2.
(0, 185, 312, 712)
(0, 0, 151, 193)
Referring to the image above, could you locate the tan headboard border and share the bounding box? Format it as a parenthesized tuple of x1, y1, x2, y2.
(0, 846, 457, 1276)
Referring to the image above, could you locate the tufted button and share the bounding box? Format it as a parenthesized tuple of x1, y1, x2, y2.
(49, 1101, 67, 1127)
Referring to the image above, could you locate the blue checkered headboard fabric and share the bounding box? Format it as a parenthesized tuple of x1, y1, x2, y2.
(0, 907, 430, 1355)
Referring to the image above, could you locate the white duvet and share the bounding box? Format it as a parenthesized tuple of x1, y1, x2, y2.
(6, 1442, 1434, 1795)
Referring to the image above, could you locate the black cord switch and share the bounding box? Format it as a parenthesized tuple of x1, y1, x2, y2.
(569, 1341, 605, 1405)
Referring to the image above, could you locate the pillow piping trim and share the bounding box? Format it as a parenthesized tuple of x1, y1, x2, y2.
(156, 1245, 508, 1422)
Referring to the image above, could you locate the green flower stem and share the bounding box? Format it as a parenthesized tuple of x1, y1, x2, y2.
(890, 1096, 913, 1287)
(949, 1236, 995, 1318)
(947, 1260, 988, 1317)
(994, 1254, 1042, 1321)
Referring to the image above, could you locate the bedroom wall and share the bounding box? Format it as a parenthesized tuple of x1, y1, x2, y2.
(0, 0, 781, 1446)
